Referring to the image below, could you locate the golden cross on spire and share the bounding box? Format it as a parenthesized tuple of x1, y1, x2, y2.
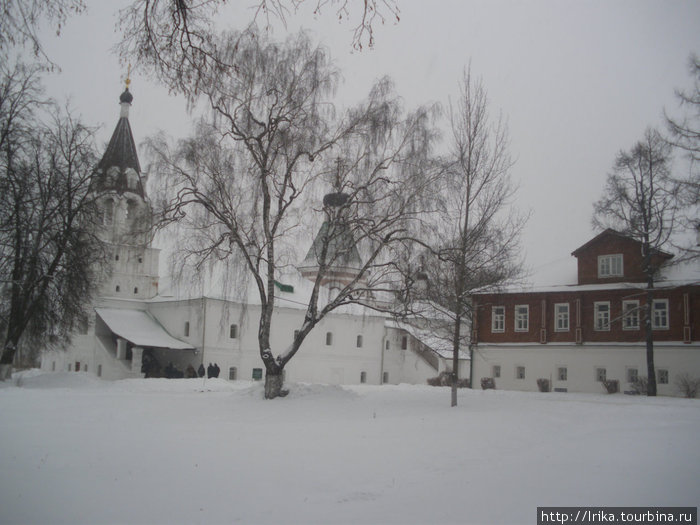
(125, 64, 131, 90)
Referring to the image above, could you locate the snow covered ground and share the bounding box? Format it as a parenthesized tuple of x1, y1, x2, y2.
(1, 372, 698, 525)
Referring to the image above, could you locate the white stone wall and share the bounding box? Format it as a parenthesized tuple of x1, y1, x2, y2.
(471, 342, 700, 396)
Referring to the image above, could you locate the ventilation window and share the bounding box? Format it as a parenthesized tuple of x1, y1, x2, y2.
(356, 335, 363, 348)
(115, 285, 121, 292)
(133, 287, 138, 294)
(184, 321, 190, 337)
(230, 324, 238, 339)
(325, 332, 333, 346)
(360, 371, 367, 384)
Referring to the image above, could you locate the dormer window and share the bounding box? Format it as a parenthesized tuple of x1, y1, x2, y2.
(598, 254, 623, 278)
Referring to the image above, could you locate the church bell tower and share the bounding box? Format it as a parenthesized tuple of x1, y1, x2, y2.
(93, 75, 160, 300)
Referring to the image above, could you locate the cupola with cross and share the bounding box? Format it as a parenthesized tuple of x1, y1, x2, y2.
(299, 159, 363, 293)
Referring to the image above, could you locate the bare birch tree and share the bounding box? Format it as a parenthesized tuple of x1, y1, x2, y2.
(424, 67, 525, 407)
(0, 62, 105, 378)
(593, 128, 682, 396)
(148, 31, 439, 398)
(117, 0, 399, 101)
(0, 0, 86, 66)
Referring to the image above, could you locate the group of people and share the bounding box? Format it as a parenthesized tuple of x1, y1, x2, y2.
(184, 362, 221, 379)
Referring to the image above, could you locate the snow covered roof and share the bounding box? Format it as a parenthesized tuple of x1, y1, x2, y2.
(386, 320, 470, 360)
(95, 308, 194, 350)
(478, 278, 700, 296)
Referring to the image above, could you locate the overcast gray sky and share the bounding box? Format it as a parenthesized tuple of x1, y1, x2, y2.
(36, 0, 700, 286)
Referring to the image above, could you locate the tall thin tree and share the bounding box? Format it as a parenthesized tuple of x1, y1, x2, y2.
(414, 67, 525, 407)
(593, 128, 682, 396)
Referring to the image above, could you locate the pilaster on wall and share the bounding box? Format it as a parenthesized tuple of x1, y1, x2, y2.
(131, 347, 143, 374)
(684, 293, 691, 344)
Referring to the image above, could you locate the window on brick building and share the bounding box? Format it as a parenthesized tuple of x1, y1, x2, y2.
(492, 306, 505, 332)
(652, 299, 669, 330)
(598, 254, 623, 278)
(622, 300, 640, 330)
(554, 303, 569, 332)
(594, 302, 610, 331)
(514, 305, 529, 332)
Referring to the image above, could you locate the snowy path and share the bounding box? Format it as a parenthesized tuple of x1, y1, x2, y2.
(1, 373, 698, 524)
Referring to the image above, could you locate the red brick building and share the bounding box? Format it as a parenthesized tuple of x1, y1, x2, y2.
(470, 230, 700, 395)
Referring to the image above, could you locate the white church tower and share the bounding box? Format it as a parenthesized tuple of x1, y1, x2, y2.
(93, 78, 160, 300)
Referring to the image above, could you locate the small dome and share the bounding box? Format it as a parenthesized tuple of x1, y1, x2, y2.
(119, 88, 133, 104)
(323, 192, 350, 208)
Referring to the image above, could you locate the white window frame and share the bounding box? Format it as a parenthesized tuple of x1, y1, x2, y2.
(515, 366, 525, 380)
(652, 299, 669, 330)
(492, 365, 501, 378)
(657, 368, 669, 385)
(514, 305, 529, 332)
(554, 303, 570, 332)
(594, 302, 611, 331)
(622, 300, 640, 330)
(626, 367, 638, 383)
(558, 367, 568, 381)
(596, 367, 607, 382)
(491, 306, 505, 333)
(598, 254, 623, 278)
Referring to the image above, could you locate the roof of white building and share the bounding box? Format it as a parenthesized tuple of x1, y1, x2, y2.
(95, 308, 194, 350)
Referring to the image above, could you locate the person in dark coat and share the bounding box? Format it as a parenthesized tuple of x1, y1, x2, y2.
(213, 363, 220, 378)
(207, 363, 214, 378)
(197, 363, 205, 378)
(186, 364, 197, 378)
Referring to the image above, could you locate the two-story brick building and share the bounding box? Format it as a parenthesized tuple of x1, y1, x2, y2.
(471, 229, 700, 396)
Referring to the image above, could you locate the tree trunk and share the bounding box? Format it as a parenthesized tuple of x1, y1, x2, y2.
(264, 370, 288, 400)
(643, 240, 657, 397)
(451, 314, 462, 407)
(0, 341, 18, 380)
(645, 288, 657, 397)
